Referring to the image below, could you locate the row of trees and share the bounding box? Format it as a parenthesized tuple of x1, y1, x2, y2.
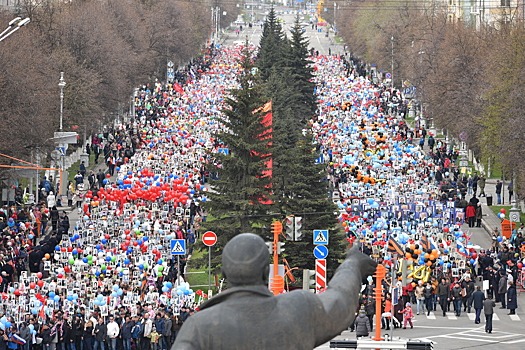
(200, 9, 346, 282)
(0, 0, 239, 160)
(328, 0, 525, 196)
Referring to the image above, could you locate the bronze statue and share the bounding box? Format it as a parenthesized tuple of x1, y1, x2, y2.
(172, 233, 377, 349)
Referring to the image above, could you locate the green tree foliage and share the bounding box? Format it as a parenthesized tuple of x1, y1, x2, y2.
(201, 45, 272, 267)
(256, 7, 286, 81)
(258, 13, 346, 277)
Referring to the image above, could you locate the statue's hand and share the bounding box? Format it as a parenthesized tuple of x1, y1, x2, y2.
(346, 244, 378, 278)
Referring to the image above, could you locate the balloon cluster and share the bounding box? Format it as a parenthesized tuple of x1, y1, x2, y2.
(175, 282, 194, 296)
(404, 244, 440, 268)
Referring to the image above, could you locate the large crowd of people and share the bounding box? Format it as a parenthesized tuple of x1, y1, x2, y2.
(0, 33, 523, 350)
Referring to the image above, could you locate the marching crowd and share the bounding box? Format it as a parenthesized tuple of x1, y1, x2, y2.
(0, 28, 523, 350)
(310, 53, 523, 338)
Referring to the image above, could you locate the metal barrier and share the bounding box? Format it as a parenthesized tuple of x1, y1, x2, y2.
(330, 339, 433, 349)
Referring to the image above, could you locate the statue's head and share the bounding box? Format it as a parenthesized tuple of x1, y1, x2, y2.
(222, 233, 269, 287)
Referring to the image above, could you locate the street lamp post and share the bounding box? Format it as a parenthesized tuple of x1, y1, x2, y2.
(0, 17, 30, 42)
(333, 2, 337, 34)
(391, 36, 394, 91)
(59, 72, 66, 131)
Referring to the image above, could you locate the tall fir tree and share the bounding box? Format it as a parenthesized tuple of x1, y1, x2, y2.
(200, 44, 273, 268)
(256, 6, 286, 81)
(285, 16, 317, 118)
(259, 17, 346, 279)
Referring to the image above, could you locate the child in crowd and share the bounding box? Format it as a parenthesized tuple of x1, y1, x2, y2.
(400, 302, 414, 329)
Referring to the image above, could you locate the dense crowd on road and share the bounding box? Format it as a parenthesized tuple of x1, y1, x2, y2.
(0, 36, 524, 349)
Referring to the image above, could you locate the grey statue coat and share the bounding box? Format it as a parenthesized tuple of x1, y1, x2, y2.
(172, 256, 369, 350)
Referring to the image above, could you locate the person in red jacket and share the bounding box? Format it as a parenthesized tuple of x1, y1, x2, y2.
(465, 202, 476, 228)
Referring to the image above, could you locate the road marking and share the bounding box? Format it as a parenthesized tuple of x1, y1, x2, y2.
(415, 326, 476, 330)
(467, 313, 475, 321)
(502, 338, 525, 344)
(509, 314, 520, 321)
(435, 335, 499, 342)
(493, 313, 500, 321)
(446, 312, 457, 320)
(426, 312, 436, 320)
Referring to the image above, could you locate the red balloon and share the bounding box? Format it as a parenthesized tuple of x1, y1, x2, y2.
(14, 289, 21, 296)
(37, 280, 44, 288)
(500, 208, 506, 214)
(29, 282, 36, 289)
(518, 262, 523, 269)
(36, 272, 43, 279)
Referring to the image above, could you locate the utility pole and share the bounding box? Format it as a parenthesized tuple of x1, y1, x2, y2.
(270, 221, 284, 296)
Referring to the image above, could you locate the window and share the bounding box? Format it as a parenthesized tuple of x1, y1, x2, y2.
(501, 0, 511, 7)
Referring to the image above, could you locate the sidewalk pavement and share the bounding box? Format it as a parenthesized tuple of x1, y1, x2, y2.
(56, 159, 109, 228)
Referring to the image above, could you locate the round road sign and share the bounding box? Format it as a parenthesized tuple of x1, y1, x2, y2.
(202, 231, 218, 247)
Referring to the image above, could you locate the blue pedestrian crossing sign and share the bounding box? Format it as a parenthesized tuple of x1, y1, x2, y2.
(313, 245, 329, 259)
(171, 239, 186, 255)
(313, 229, 329, 245)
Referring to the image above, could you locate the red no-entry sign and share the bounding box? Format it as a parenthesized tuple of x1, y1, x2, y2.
(202, 231, 217, 247)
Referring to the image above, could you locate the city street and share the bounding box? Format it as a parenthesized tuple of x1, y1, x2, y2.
(221, 7, 525, 350)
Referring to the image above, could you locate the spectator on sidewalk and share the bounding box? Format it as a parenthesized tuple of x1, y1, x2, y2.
(50, 206, 59, 232)
(88, 171, 96, 190)
(79, 161, 87, 178)
(67, 182, 75, 207)
(476, 203, 483, 228)
(96, 169, 106, 188)
(478, 174, 486, 197)
(466, 202, 476, 228)
(74, 171, 84, 189)
(496, 180, 502, 204)
(508, 181, 513, 203)
(47, 191, 56, 209)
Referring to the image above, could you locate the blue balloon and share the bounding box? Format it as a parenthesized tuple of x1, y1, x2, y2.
(53, 295, 60, 302)
(49, 292, 56, 298)
(4, 322, 11, 329)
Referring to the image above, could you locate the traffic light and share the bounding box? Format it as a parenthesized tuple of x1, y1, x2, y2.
(284, 216, 304, 241)
(285, 216, 294, 241)
(277, 242, 285, 254)
(294, 216, 303, 241)
(265, 242, 273, 254)
(302, 269, 315, 290)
